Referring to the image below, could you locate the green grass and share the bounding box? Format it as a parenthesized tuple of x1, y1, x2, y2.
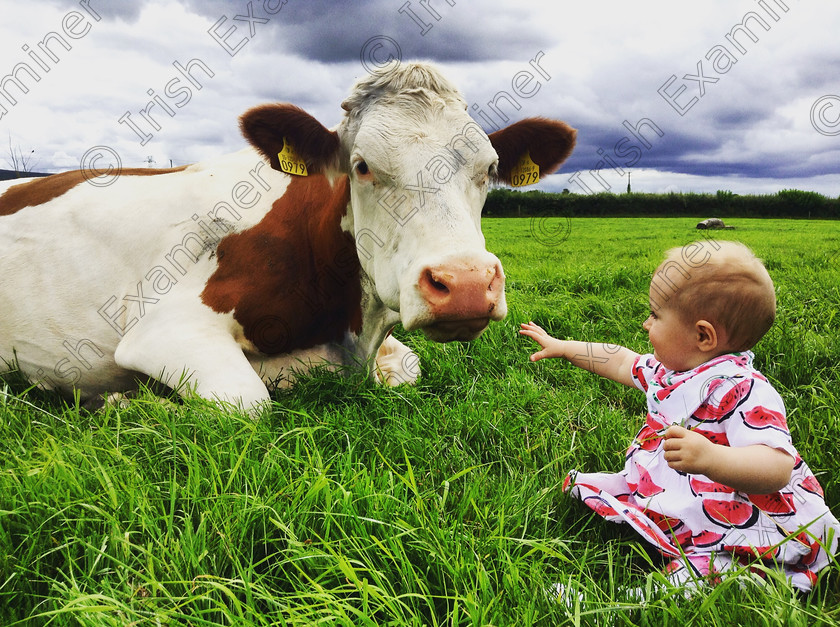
(1, 217, 839, 625)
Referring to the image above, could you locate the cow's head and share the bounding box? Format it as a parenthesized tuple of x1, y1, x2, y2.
(240, 62, 576, 342)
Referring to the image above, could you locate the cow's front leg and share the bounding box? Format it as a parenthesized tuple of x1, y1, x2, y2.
(114, 319, 271, 414)
(374, 333, 420, 386)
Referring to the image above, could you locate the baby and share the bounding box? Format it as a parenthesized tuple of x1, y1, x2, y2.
(520, 240, 839, 592)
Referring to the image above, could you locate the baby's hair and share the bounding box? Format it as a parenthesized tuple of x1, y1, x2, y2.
(653, 241, 776, 351)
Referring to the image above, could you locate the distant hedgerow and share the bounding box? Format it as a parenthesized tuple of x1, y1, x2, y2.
(483, 188, 840, 219)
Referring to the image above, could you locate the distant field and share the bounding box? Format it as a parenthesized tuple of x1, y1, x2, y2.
(1, 218, 838, 625)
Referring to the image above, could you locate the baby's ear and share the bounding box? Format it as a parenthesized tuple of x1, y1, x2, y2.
(696, 320, 719, 352)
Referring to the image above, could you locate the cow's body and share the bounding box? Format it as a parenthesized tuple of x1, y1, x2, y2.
(0, 62, 576, 412)
(0, 150, 348, 405)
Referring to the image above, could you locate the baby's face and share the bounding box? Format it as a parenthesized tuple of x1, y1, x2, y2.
(644, 289, 701, 372)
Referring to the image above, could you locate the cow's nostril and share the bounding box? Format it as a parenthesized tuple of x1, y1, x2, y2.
(425, 270, 449, 294)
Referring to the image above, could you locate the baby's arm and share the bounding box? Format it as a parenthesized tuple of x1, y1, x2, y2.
(519, 322, 638, 387)
(663, 426, 794, 494)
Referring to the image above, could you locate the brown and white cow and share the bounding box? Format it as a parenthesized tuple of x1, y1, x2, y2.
(0, 62, 575, 412)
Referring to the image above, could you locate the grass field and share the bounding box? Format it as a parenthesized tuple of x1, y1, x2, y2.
(1, 217, 839, 626)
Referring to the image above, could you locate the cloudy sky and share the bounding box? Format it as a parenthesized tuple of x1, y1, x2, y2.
(1, 0, 839, 195)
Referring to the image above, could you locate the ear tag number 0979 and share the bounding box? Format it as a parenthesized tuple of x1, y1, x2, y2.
(510, 152, 539, 187)
(278, 138, 308, 176)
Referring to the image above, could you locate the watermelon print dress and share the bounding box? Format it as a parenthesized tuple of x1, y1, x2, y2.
(564, 351, 839, 592)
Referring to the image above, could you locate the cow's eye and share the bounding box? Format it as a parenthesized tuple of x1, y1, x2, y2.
(356, 161, 369, 176)
(478, 164, 496, 185)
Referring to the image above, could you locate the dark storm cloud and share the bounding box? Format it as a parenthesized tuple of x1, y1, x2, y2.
(557, 123, 717, 190)
(712, 108, 772, 131)
(50, 0, 550, 64)
(262, 0, 555, 64)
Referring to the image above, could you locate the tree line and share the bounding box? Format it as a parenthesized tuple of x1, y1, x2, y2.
(483, 188, 840, 219)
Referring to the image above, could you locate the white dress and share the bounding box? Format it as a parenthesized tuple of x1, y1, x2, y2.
(564, 352, 839, 592)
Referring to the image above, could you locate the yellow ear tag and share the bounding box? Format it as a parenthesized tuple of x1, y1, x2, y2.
(510, 152, 539, 187)
(277, 138, 308, 176)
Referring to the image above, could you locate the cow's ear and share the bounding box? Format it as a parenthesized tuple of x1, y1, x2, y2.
(239, 104, 341, 175)
(488, 118, 576, 185)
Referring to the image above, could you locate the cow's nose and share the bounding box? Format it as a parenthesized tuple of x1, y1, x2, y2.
(418, 259, 505, 320)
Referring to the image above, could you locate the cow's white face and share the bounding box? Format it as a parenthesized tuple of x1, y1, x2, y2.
(339, 97, 506, 341)
(238, 62, 576, 344)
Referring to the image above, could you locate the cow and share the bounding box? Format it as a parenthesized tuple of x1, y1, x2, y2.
(0, 61, 576, 413)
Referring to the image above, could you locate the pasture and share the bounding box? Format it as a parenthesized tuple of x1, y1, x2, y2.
(1, 217, 838, 626)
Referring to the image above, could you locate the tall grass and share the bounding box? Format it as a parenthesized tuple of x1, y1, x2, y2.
(1, 218, 838, 625)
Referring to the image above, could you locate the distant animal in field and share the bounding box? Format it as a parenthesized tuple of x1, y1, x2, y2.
(696, 218, 734, 230)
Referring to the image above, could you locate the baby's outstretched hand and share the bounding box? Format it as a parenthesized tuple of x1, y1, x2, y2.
(519, 322, 563, 362)
(662, 425, 714, 475)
